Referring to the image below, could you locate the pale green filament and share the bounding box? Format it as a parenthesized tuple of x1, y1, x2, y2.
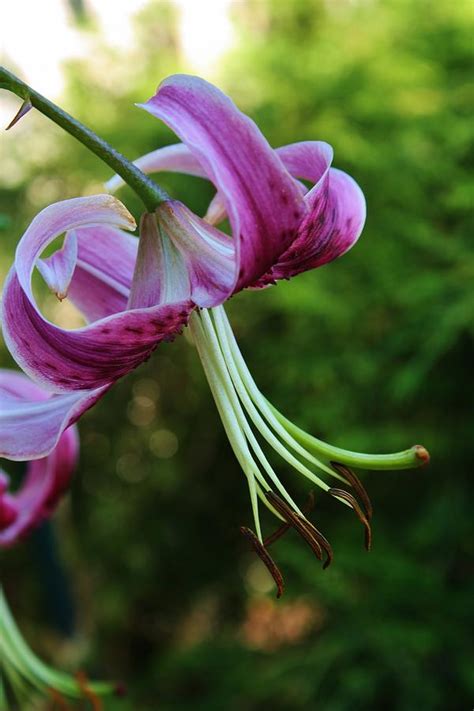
(190, 305, 428, 538)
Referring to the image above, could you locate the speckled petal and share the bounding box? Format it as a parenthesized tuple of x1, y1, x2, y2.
(139, 75, 305, 292)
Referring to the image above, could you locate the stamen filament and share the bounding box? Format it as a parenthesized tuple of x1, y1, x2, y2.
(200, 310, 304, 513)
(189, 311, 268, 540)
(213, 305, 428, 472)
(211, 308, 332, 490)
(213, 306, 339, 480)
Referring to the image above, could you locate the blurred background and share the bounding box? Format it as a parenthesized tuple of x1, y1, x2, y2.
(1, 0, 473, 709)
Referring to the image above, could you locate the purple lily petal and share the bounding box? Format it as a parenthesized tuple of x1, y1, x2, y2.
(129, 211, 189, 309)
(277, 141, 334, 183)
(0, 427, 78, 547)
(0, 368, 107, 460)
(110, 137, 362, 287)
(139, 75, 305, 293)
(105, 143, 206, 193)
(0, 369, 80, 546)
(36, 231, 78, 301)
(253, 142, 366, 284)
(2, 270, 192, 392)
(67, 225, 138, 322)
(130, 201, 235, 310)
(1, 196, 193, 392)
(129, 204, 235, 310)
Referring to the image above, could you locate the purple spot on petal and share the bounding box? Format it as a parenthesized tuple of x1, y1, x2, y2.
(124, 326, 144, 335)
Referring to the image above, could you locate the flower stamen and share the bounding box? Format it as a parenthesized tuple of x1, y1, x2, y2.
(240, 526, 285, 598)
(328, 488, 372, 551)
(264, 490, 316, 547)
(76, 671, 103, 711)
(331, 461, 373, 521)
(48, 688, 73, 710)
(265, 491, 333, 569)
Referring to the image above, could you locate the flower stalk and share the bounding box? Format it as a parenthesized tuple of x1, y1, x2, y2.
(0, 66, 168, 211)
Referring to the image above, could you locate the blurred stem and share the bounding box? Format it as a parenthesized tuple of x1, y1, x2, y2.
(0, 65, 168, 211)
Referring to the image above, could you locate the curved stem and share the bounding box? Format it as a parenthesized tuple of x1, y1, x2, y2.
(0, 66, 168, 211)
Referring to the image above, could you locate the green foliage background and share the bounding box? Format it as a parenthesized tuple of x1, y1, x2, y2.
(1, 1, 473, 709)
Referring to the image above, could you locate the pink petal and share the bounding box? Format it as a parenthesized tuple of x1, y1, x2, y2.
(0, 370, 79, 548)
(129, 205, 235, 310)
(253, 142, 366, 284)
(1, 196, 192, 392)
(68, 225, 138, 322)
(106, 143, 206, 193)
(128, 212, 190, 309)
(2, 269, 192, 391)
(139, 75, 305, 293)
(36, 231, 78, 300)
(0, 368, 107, 460)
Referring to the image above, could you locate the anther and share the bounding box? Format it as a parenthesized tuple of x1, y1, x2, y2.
(264, 490, 316, 547)
(240, 526, 285, 598)
(48, 688, 73, 710)
(328, 487, 372, 551)
(76, 670, 103, 711)
(330, 462, 373, 521)
(265, 491, 333, 569)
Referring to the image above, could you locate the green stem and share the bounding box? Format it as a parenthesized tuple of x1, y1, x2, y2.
(0, 65, 168, 211)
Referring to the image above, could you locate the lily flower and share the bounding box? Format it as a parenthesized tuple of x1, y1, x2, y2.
(1, 75, 429, 595)
(0, 372, 123, 706)
(0, 369, 79, 547)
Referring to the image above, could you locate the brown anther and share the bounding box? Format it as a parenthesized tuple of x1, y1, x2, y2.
(240, 526, 285, 598)
(328, 487, 372, 551)
(263, 520, 291, 548)
(299, 514, 333, 569)
(47, 688, 73, 710)
(265, 491, 333, 569)
(264, 490, 316, 547)
(76, 671, 103, 711)
(331, 462, 373, 521)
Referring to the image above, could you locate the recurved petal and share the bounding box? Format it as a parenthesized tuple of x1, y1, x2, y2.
(0, 426, 79, 547)
(67, 225, 138, 322)
(14, 195, 136, 299)
(36, 231, 78, 301)
(156, 201, 235, 308)
(276, 141, 334, 183)
(0, 368, 105, 461)
(1, 196, 192, 392)
(2, 269, 192, 392)
(106, 143, 206, 193)
(139, 75, 305, 293)
(129, 204, 235, 310)
(253, 142, 366, 284)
